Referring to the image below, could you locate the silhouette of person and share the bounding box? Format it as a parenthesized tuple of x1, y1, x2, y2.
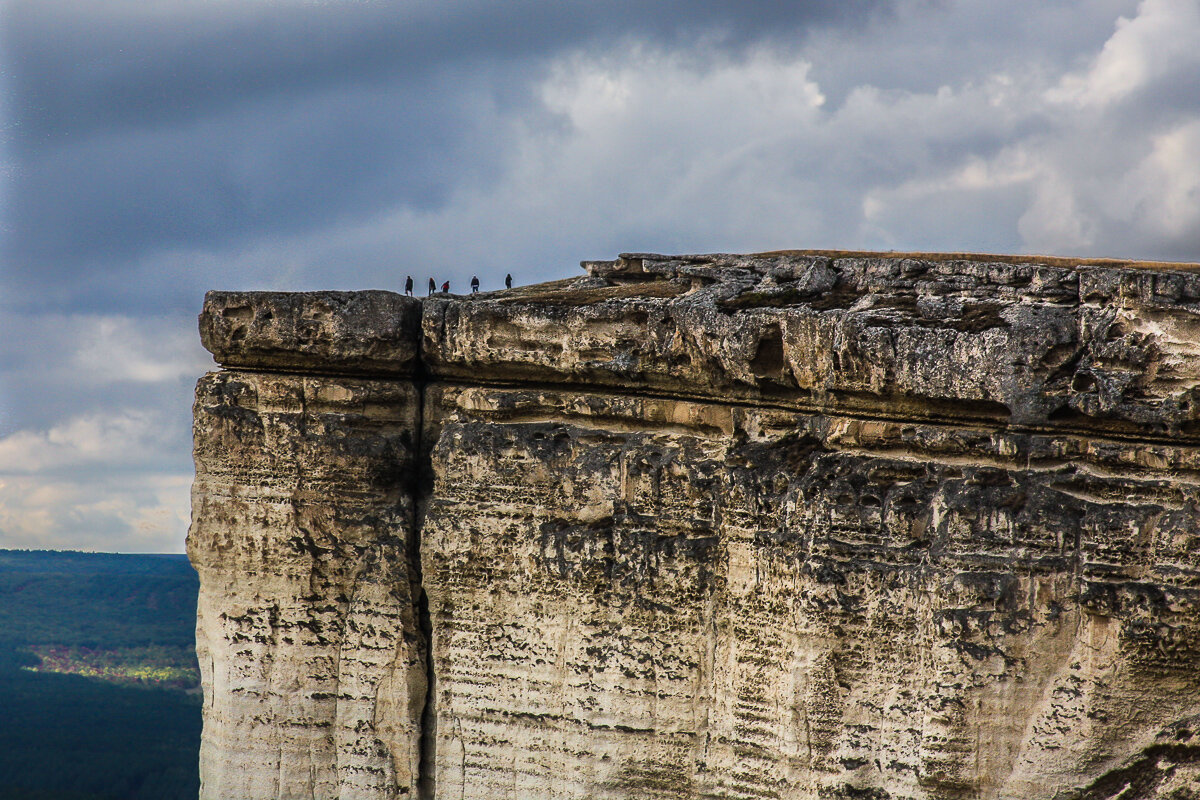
(441, 280, 450, 293)
(405, 276, 414, 296)
(505, 273, 513, 289)
(428, 278, 436, 296)
(471, 276, 480, 293)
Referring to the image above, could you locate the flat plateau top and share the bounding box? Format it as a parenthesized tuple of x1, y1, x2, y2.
(744, 249, 1200, 271)
(196, 248, 1200, 441)
(575, 249, 1200, 284)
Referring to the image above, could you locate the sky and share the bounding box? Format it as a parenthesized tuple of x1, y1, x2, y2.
(1, 0, 1199, 552)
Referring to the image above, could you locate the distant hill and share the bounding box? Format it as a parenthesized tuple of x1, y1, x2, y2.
(0, 549, 193, 576)
(0, 549, 201, 800)
(0, 549, 197, 648)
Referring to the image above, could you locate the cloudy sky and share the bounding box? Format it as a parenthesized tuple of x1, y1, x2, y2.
(2, 0, 1199, 552)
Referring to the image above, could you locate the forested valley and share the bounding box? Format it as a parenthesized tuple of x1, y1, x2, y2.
(0, 550, 201, 800)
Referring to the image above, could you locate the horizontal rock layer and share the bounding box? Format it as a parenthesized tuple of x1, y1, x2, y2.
(201, 290, 422, 375)
(191, 252, 1200, 800)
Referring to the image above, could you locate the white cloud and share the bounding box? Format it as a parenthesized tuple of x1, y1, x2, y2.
(1048, 0, 1200, 108)
(0, 472, 191, 553)
(1018, 171, 1097, 253)
(0, 315, 203, 552)
(0, 410, 178, 475)
(1110, 119, 1200, 237)
(70, 315, 207, 383)
(0, 312, 210, 388)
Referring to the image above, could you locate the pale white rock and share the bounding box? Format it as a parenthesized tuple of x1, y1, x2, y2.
(190, 371, 425, 799)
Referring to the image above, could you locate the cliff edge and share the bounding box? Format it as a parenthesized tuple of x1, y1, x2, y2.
(190, 251, 1200, 800)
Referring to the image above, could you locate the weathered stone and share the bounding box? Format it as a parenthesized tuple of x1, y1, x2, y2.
(189, 370, 425, 799)
(421, 384, 1200, 800)
(425, 252, 1200, 432)
(201, 290, 422, 375)
(190, 251, 1200, 800)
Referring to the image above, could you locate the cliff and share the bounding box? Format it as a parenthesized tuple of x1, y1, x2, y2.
(189, 251, 1200, 800)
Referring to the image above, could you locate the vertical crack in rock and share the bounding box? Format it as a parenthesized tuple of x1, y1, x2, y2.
(406, 309, 438, 800)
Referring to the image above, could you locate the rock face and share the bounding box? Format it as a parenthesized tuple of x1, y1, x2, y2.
(190, 252, 1200, 800)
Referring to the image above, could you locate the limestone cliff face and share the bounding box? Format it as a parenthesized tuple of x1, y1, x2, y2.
(190, 253, 1200, 800)
(191, 292, 426, 798)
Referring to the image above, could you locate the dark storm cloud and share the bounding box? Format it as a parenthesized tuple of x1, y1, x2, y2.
(3, 0, 891, 312)
(11, 67, 516, 290)
(9, 0, 885, 146)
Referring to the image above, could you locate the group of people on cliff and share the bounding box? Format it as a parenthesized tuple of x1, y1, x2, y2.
(403, 273, 513, 296)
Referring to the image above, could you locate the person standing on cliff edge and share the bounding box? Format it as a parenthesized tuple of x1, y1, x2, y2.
(505, 273, 513, 289)
(471, 276, 480, 293)
(428, 278, 436, 296)
(404, 276, 413, 296)
(441, 280, 450, 293)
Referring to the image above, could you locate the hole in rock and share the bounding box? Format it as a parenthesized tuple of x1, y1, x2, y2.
(750, 326, 787, 378)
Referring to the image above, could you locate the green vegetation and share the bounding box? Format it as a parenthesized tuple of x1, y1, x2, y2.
(23, 645, 200, 690)
(0, 550, 198, 648)
(0, 550, 201, 800)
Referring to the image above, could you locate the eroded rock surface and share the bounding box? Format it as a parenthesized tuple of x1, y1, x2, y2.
(189, 371, 425, 798)
(191, 252, 1200, 800)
